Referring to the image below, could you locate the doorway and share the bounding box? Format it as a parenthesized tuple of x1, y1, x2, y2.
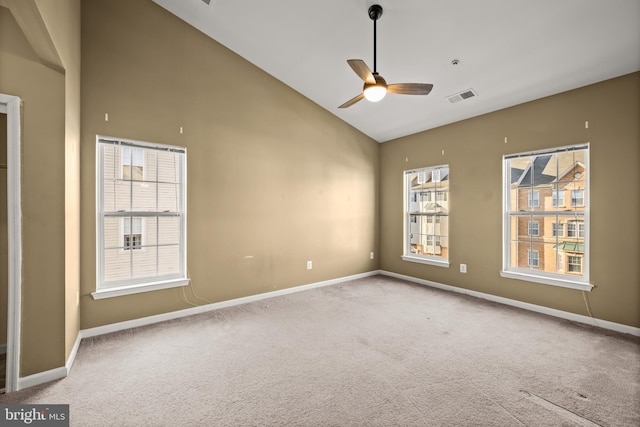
(0, 94, 22, 393)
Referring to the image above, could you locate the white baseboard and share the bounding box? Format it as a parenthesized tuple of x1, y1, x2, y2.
(17, 366, 67, 391)
(381, 270, 640, 337)
(66, 332, 82, 373)
(16, 333, 83, 391)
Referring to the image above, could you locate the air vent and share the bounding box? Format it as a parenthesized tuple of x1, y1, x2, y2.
(201, 0, 213, 5)
(447, 89, 478, 104)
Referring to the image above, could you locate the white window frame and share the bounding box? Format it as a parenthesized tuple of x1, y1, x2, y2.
(527, 221, 539, 237)
(528, 190, 539, 207)
(528, 250, 539, 268)
(501, 144, 591, 291)
(95, 136, 189, 299)
(402, 165, 450, 268)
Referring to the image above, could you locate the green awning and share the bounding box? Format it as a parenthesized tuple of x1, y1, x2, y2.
(556, 242, 584, 253)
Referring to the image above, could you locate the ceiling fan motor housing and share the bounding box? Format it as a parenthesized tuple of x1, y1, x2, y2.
(368, 4, 383, 21)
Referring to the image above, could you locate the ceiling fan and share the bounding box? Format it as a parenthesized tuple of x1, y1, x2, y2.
(339, 4, 433, 109)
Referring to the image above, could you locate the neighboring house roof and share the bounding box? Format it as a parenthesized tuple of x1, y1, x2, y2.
(554, 161, 586, 183)
(516, 155, 556, 187)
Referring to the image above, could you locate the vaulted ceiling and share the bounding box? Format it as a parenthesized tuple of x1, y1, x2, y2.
(153, 0, 640, 142)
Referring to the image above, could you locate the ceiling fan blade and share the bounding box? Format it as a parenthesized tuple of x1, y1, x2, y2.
(387, 83, 434, 95)
(347, 59, 375, 84)
(338, 93, 365, 109)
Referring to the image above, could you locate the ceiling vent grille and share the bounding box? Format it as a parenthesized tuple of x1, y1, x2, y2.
(447, 89, 478, 104)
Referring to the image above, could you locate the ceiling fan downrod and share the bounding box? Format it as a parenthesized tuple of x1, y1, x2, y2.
(368, 4, 383, 74)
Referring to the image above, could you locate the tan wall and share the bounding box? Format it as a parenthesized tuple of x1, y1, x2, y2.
(35, 0, 82, 369)
(80, 0, 379, 328)
(0, 6, 67, 375)
(380, 72, 640, 328)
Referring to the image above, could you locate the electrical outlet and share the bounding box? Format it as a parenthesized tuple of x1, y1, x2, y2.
(460, 264, 467, 273)
(307, 260, 312, 270)
(370, 252, 375, 260)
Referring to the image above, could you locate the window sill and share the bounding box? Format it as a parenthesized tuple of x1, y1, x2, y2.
(402, 255, 450, 268)
(500, 270, 593, 292)
(92, 278, 190, 300)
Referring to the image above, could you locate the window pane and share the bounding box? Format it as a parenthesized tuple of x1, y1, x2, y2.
(145, 217, 157, 246)
(103, 248, 130, 283)
(158, 246, 180, 276)
(132, 182, 157, 211)
(157, 151, 181, 183)
(132, 246, 158, 279)
(158, 217, 180, 245)
(158, 183, 180, 212)
(103, 217, 121, 248)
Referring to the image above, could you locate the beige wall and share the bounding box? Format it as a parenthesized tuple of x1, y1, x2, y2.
(0, 6, 66, 376)
(35, 0, 82, 370)
(380, 72, 640, 328)
(79, 0, 379, 328)
(0, 0, 80, 377)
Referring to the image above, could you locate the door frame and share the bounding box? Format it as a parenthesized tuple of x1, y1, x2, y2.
(0, 94, 22, 393)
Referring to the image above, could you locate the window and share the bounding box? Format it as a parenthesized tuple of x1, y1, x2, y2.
(552, 223, 564, 237)
(501, 144, 591, 291)
(571, 189, 584, 207)
(567, 220, 585, 238)
(568, 255, 582, 273)
(403, 165, 450, 267)
(123, 217, 143, 250)
(552, 190, 565, 207)
(95, 136, 188, 299)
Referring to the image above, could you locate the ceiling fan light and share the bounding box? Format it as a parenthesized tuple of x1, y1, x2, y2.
(364, 85, 387, 102)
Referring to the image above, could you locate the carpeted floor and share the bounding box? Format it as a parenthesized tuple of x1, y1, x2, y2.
(1, 275, 639, 426)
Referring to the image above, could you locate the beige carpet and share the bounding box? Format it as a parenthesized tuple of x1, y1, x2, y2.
(1, 275, 639, 426)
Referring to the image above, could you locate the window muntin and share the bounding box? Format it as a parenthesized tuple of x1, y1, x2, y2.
(403, 165, 449, 266)
(97, 137, 187, 293)
(502, 144, 590, 289)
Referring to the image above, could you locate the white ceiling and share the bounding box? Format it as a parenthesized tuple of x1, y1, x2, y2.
(152, 0, 640, 143)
